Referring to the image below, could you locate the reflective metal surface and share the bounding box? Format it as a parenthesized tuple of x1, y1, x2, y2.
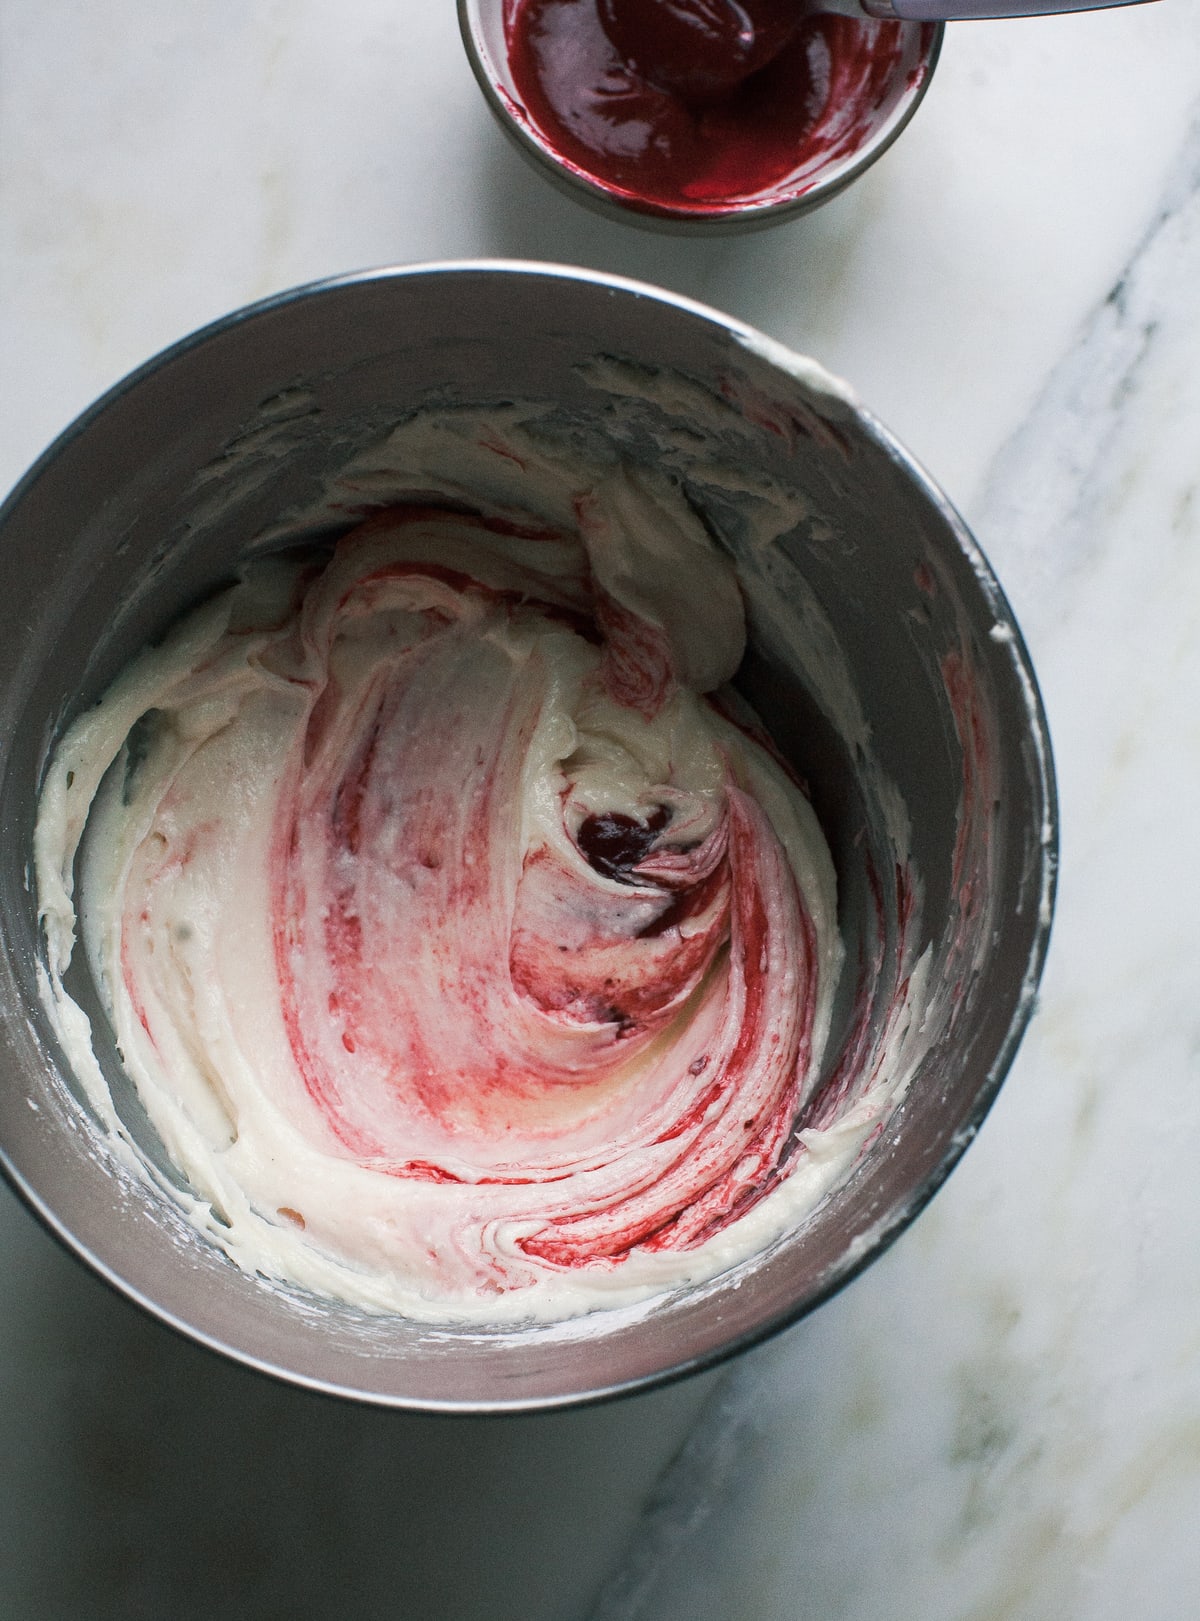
(0, 263, 1055, 1410)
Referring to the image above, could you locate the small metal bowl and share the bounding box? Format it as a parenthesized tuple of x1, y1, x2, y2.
(0, 263, 1055, 1411)
(458, 0, 942, 231)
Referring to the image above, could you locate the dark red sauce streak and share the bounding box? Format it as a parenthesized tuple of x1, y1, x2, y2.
(576, 806, 671, 881)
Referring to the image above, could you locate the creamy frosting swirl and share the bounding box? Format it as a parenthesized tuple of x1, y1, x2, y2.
(37, 410, 850, 1323)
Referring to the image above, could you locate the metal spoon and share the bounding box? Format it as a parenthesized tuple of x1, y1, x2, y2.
(853, 0, 1157, 18)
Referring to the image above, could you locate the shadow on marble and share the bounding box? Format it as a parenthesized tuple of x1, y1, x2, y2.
(0, 1184, 716, 1621)
(471, 127, 870, 342)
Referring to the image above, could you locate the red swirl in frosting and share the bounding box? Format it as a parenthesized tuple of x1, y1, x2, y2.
(270, 507, 819, 1265)
(42, 424, 846, 1321)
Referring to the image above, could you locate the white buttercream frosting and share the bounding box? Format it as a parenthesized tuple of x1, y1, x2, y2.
(34, 405, 929, 1326)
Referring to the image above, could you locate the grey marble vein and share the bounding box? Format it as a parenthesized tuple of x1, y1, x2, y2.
(971, 96, 1200, 634)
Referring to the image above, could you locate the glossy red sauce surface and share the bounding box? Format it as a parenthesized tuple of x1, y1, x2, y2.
(504, 0, 921, 216)
(597, 0, 804, 102)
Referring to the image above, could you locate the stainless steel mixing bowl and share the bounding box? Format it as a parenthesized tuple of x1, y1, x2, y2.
(0, 263, 1056, 1411)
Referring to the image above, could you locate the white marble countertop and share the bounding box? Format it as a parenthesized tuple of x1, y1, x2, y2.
(2, 4, 1199, 1617)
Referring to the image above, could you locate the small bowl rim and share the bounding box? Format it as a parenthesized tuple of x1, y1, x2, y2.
(456, 0, 944, 232)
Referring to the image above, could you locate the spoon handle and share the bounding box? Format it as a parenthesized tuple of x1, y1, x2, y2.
(865, 0, 1156, 17)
